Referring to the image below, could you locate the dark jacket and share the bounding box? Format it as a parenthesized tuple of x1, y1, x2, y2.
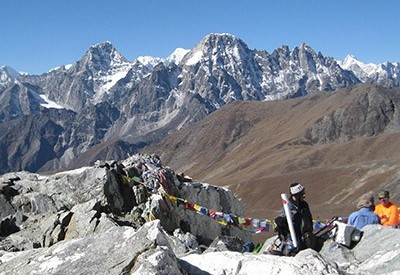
(275, 197, 314, 250)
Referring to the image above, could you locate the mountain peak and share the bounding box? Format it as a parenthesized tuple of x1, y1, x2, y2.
(84, 41, 128, 66)
(183, 33, 250, 66)
(341, 55, 361, 66)
(200, 33, 246, 48)
(0, 65, 20, 80)
(166, 48, 190, 65)
(89, 41, 114, 52)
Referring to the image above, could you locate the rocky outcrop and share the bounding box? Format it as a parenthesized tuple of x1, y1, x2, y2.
(0, 221, 188, 275)
(305, 85, 400, 143)
(1, 219, 399, 274)
(0, 154, 399, 274)
(0, 154, 247, 252)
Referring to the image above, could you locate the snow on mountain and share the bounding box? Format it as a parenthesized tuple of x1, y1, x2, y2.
(185, 50, 203, 66)
(38, 94, 66, 109)
(0, 66, 20, 90)
(136, 48, 190, 69)
(166, 48, 190, 65)
(48, 64, 73, 73)
(136, 55, 164, 69)
(339, 55, 380, 81)
(1, 66, 20, 80)
(1, 33, 400, 174)
(339, 55, 400, 86)
(83, 41, 133, 103)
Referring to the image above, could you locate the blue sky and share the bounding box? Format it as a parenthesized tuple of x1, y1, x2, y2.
(1, 1, 399, 75)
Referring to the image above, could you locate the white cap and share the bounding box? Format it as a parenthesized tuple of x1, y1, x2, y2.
(290, 183, 305, 195)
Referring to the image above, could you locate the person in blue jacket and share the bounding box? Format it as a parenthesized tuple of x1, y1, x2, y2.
(348, 193, 381, 230)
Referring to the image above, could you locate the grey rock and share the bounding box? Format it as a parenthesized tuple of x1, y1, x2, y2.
(0, 154, 248, 252)
(306, 85, 400, 143)
(180, 248, 341, 275)
(0, 221, 185, 275)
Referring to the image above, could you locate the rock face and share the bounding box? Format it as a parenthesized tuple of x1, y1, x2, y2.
(0, 221, 188, 275)
(1, 221, 399, 274)
(0, 154, 247, 253)
(305, 85, 400, 143)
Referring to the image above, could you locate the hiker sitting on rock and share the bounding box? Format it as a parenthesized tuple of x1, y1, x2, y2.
(374, 190, 399, 227)
(348, 193, 380, 230)
(273, 182, 316, 255)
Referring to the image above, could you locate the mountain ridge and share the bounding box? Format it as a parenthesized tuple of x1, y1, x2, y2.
(1, 33, 400, 174)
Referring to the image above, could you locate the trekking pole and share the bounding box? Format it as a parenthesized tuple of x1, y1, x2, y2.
(281, 193, 298, 249)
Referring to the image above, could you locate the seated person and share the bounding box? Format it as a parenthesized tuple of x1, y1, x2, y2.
(348, 193, 380, 230)
(374, 190, 399, 227)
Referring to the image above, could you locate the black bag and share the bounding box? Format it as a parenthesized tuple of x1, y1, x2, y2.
(274, 216, 290, 238)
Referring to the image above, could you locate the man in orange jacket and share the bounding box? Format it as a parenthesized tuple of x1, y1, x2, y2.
(374, 190, 399, 227)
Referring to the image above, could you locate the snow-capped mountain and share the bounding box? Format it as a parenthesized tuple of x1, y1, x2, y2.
(0, 66, 19, 90)
(137, 47, 190, 69)
(339, 55, 400, 86)
(0, 33, 399, 174)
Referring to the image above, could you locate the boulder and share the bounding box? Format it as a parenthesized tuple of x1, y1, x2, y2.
(0, 220, 186, 275)
(180, 249, 341, 275)
(320, 224, 400, 275)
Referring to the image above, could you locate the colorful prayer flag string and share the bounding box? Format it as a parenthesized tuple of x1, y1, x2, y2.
(160, 189, 275, 234)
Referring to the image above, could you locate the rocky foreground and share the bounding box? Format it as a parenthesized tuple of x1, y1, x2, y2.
(0, 154, 399, 274)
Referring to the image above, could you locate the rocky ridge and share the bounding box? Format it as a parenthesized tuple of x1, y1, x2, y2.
(1, 34, 400, 174)
(0, 154, 399, 274)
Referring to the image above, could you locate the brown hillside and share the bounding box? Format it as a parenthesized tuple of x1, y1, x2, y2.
(143, 84, 400, 236)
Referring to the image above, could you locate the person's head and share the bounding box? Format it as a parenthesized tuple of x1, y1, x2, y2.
(378, 190, 391, 206)
(290, 182, 306, 202)
(357, 193, 375, 210)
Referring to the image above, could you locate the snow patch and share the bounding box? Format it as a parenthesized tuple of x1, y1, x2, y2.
(186, 50, 203, 66)
(39, 94, 65, 109)
(55, 166, 91, 176)
(167, 48, 190, 65)
(137, 56, 163, 68)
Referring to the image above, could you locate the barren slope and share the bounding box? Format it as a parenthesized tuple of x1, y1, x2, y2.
(143, 84, 400, 230)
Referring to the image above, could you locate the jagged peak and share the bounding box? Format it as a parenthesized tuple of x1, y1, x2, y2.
(183, 33, 250, 66)
(204, 32, 238, 40)
(294, 43, 316, 55)
(199, 33, 247, 49)
(0, 65, 20, 80)
(89, 41, 114, 52)
(342, 55, 361, 66)
(84, 41, 128, 65)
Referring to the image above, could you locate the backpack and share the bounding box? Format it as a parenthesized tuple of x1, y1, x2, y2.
(331, 221, 363, 248)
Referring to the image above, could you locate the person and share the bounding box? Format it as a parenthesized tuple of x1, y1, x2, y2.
(374, 190, 399, 227)
(273, 182, 315, 254)
(348, 193, 380, 230)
